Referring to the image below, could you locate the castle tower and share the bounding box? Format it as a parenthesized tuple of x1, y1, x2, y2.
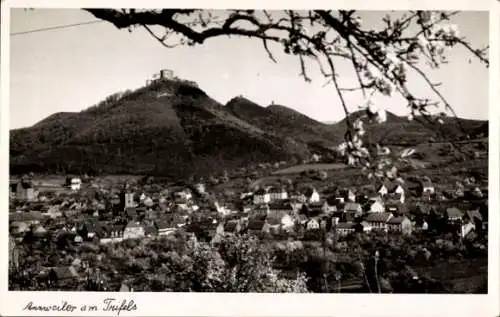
(120, 183, 135, 210)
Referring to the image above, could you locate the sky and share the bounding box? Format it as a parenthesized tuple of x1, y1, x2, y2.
(9, 9, 489, 129)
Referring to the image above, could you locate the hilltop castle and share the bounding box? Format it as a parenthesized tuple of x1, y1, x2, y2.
(145, 68, 198, 88)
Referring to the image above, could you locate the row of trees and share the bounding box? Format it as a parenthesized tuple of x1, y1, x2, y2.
(11, 224, 487, 293)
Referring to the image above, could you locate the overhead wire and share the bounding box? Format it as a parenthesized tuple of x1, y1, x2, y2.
(10, 20, 105, 36)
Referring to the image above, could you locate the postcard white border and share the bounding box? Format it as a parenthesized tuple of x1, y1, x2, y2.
(1, 0, 499, 316)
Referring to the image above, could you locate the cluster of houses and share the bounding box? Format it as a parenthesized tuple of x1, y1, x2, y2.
(9, 177, 82, 202)
(9, 174, 488, 252)
(7, 173, 488, 290)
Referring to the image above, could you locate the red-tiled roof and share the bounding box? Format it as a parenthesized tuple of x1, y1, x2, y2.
(50, 266, 79, 280)
(364, 212, 392, 223)
(446, 207, 464, 219)
(387, 216, 408, 224)
(336, 222, 356, 229)
(247, 220, 265, 231)
(465, 209, 483, 222)
(268, 202, 293, 211)
(344, 202, 361, 211)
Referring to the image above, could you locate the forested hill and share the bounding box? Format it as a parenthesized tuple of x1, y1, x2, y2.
(10, 78, 487, 178)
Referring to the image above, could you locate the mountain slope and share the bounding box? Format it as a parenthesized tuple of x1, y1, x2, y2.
(330, 110, 486, 146)
(10, 80, 310, 178)
(225, 97, 343, 147)
(10, 79, 488, 178)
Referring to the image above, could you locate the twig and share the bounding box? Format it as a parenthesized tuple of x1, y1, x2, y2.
(142, 24, 179, 48)
(262, 39, 277, 63)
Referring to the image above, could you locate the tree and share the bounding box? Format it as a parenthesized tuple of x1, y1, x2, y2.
(85, 9, 488, 179)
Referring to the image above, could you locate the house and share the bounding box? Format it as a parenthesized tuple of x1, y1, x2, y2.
(367, 200, 385, 213)
(10, 180, 36, 201)
(214, 201, 236, 216)
(296, 214, 309, 226)
(253, 188, 270, 205)
(143, 197, 154, 207)
(32, 224, 48, 238)
(240, 203, 254, 213)
(335, 222, 357, 236)
(125, 207, 138, 220)
(356, 191, 370, 205)
(460, 222, 476, 239)
(71, 258, 82, 269)
(344, 211, 357, 223)
(123, 222, 145, 240)
(446, 207, 464, 223)
(359, 221, 373, 232)
(378, 180, 405, 202)
(10, 221, 30, 236)
(9, 211, 43, 226)
(208, 223, 225, 242)
(344, 202, 363, 216)
(305, 187, 321, 203)
(387, 191, 405, 204)
(319, 216, 331, 230)
(266, 211, 294, 232)
(99, 225, 125, 244)
(79, 220, 103, 240)
(334, 196, 345, 205)
(42, 206, 63, 219)
(331, 212, 343, 225)
(174, 189, 192, 201)
(224, 220, 242, 234)
(120, 190, 136, 210)
(74, 235, 83, 244)
(265, 215, 282, 234)
(119, 284, 131, 292)
(9, 180, 18, 199)
(341, 189, 356, 202)
(468, 187, 484, 199)
(69, 178, 82, 191)
(185, 218, 218, 239)
(195, 183, 206, 194)
(415, 204, 430, 215)
(323, 201, 337, 214)
(385, 200, 403, 214)
(454, 185, 465, 198)
(421, 191, 432, 201)
(463, 209, 484, 236)
(155, 220, 177, 236)
(144, 224, 158, 237)
(387, 216, 413, 235)
(377, 181, 390, 196)
(464, 209, 483, 225)
(421, 178, 435, 195)
(247, 219, 268, 234)
(268, 202, 294, 215)
(290, 192, 307, 204)
(48, 266, 80, 285)
(173, 214, 189, 228)
(413, 213, 429, 231)
(335, 241, 349, 251)
(306, 218, 320, 231)
(240, 192, 253, 200)
(268, 187, 288, 201)
(249, 204, 267, 217)
(363, 212, 393, 232)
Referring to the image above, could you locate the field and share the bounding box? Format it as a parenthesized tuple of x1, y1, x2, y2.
(273, 163, 346, 175)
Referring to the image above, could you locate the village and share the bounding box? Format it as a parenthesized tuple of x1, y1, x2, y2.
(8, 154, 489, 292)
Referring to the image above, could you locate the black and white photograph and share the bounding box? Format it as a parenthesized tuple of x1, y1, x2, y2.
(1, 2, 499, 316)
